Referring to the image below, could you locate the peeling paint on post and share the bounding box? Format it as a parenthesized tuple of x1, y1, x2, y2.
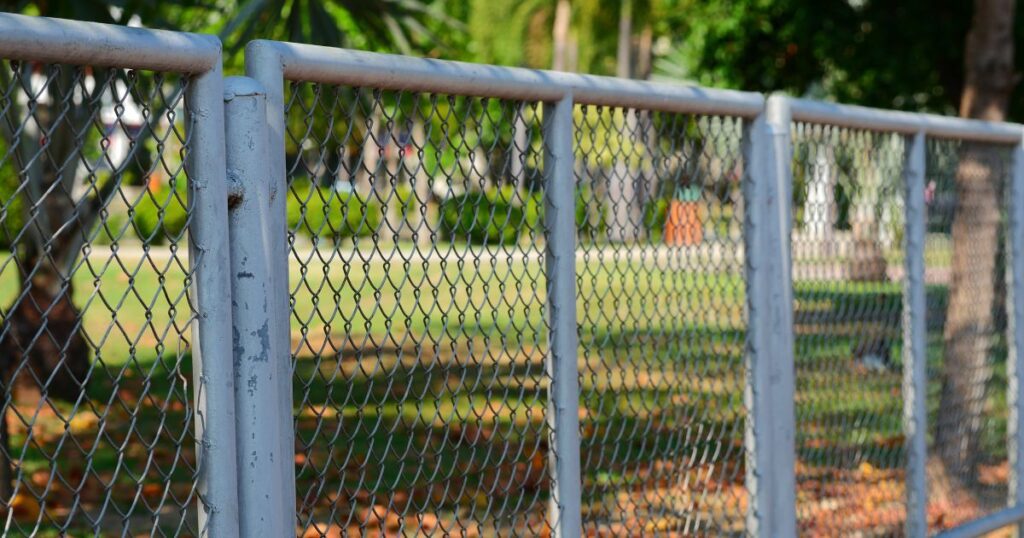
(224, 75, 291, 537)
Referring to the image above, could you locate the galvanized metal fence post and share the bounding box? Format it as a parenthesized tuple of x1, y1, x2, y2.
(903, 130, 928, 538)
(244, 41, 298, 528)
(223, 76, 293, 537)
(742, 94, 797, 537)
(185, 54, 243, 538)
(543, 93, 583, 537)
(1009, 128, 1024, 538)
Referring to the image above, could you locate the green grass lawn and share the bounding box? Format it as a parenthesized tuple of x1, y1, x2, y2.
(0, 244, 1009, 536)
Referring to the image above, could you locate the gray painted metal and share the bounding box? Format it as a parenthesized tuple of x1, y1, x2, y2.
(788, 97, 1022, 144)
(186, 57, 242, 538)
(543, 94, 584, 537)
(243, 42, 298, 530)
(902, 131, 929, 538)
(0, 12, 219, 72)
(742, 94, 798, 537)
(0, 12, 239, 535)
(224, 76, 292, 537)
(245, 40, 765, 117)
(934, 505, 1024, 538)
(1009, 129, 1024, 538)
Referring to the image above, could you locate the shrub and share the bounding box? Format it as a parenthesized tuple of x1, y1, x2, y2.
(441, 187, 531, 245)
(131, 180, 188, 245)
(288, 181, 382, 242)
(91, 212, 129, 246)
(574, 187, 608, 238)
(643, 197, 671, 242)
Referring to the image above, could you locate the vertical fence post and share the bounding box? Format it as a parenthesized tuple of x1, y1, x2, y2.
(244, 41, 297, 528)
(543, 93, 583, 537)
(223, 76, 293, 537)
(185, 60, 242, 537)
(742, 94, 797, 537)
(903, 130, 929, 538)
(1008, 128, 1024, 537)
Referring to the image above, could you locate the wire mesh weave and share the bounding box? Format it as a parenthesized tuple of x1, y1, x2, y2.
(790, 123, 908, 537)
(573, 107, 747, 536)
(924, 139, 1011, 533)
(0, 61, 200, 535)
(284, 84, 551, 537)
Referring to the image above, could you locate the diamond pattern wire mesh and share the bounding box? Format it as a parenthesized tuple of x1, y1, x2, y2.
(790, 123, 907, 537)
(574, 107, 747, 536)
(0, 61, 200, 535)
(924, 138, 1011, 533)
(284, 84, 552, 537)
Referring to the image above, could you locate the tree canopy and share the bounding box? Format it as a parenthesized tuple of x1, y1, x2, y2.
(4, 0, 1022, 118)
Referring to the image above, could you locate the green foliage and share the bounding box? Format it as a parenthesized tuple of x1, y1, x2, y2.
(393, 184, 417, 221)
(651, 0, 984, 115)
(574, 187, 607, 239)
(440, 187, 532, 245)
(0, 137, 21, 251)
(219, 0, 464, 59)
(91, 212, 129, 246)
(288, 181, 382, 243)
(643, 196, 671, 242)
(131, 180, 189, 246)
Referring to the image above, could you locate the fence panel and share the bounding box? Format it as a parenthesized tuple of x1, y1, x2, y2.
(790, 123, 909, 536)
(281, 83, 553, 536)
(0, 15, 235, 537)
(3, 19, 1020, 535)
(924, 139, 1014, 534)
(573, 106, 749, 535)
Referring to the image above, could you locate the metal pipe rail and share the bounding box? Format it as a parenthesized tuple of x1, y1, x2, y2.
(0, 12, 220, 72)
(245, 40, 766, 117)
(787, 96, 1023, 144)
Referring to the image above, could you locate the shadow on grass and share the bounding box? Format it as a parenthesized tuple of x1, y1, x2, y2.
(4, 350, 198, 537)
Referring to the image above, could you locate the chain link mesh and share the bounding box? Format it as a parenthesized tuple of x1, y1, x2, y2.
(924, 139, 1011, 533)
(284, 84, 552, 537)
(790, 123, 908, 536)
(0, 61, 200, 535)
(574, 107, 747, 536)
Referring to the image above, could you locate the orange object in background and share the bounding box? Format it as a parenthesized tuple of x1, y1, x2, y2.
(664, 200, 702, 246)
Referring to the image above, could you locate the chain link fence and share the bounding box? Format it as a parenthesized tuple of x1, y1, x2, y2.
(4, 15, 1024, 538)
(0, 59, 200, 536)
(284, 84, 552, 537)
(924, 139, 1012, 532)
(574, 108, 747, 535)
(791, 124, 908, 536)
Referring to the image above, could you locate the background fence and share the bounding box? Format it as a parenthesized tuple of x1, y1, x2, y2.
(2, 13, 1024, 537)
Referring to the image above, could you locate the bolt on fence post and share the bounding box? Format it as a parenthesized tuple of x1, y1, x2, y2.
(245, 41, 297, 527)
(1008, 128, 1024, 538)
(185, 61, 241, 537)
(902, 130, 929, 538)
(542, 93, 583, 537)
(741, 94, 797, 537)
(223, 76, 293, 537)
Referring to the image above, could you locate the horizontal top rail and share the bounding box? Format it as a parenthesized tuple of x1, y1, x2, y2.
(245, 40, 766, 117)
(0, 13, 220, 73)
(788, 96, 1023, 144)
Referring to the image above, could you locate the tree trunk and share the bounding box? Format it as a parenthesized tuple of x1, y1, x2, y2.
(936, 0, 1017, 480)
(3, 260, 90, 403)
(551, 0, 572, 72)
(847, 148, 888, 282)
(608, 0, 642, 243)
(0, 64, 105, 502)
